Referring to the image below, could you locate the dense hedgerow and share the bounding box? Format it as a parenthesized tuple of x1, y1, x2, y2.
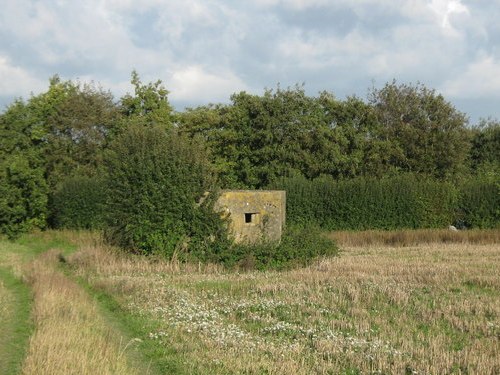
(457, 179, 500, 229)
(271, 174, 463, 230)
(50, 174, 108, 230)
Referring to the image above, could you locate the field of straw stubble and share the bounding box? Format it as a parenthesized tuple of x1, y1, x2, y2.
(68, 231, 500, 375)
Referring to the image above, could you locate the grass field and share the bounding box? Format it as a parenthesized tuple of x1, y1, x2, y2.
(1, 230, 498, 374)
(67, 232, 500, 374)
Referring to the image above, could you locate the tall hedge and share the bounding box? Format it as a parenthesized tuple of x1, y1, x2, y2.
(458, 180, 499, 229)
(271, 175, 463, 230)
(0, 153, 48, 239)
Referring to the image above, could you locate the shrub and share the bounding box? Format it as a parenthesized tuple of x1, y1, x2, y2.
(219, 225, 339, 270)
(50, 174, 107, 230)
(0, 153, 48, 239)
(104, 125, 230, 259)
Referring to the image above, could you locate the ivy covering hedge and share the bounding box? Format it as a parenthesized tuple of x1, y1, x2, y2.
(271, 174, 499, 230)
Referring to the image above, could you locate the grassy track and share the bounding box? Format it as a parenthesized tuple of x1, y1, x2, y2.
(0, 231, 82, 374)
(0, 232, 163, 375)
(21, 249, 141, 375)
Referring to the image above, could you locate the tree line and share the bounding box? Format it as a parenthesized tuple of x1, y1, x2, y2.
(1, 73, 498, 242)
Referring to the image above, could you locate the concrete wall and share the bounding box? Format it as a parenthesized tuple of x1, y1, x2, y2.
(215, 190, 286, 244)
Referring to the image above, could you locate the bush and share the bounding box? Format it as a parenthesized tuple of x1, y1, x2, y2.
(50, 174, 107, 230)
(219, 225, 339, 270)
(104, 125, 230, 259)
(0, 153, 48, 239)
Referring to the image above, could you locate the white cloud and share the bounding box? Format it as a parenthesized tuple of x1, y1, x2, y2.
(0, 56, 47, 97)
(440, 55, 500, 98)
(428, 0, 469, 36)
(278, 29, 379, 70)
(0, 0, 499, 120)
(169, 66, 248, 103)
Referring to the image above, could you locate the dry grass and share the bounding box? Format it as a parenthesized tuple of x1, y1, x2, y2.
(69, 234, 500, 374)
(328, 228, 500, 247)
(20, 249, 141, 375)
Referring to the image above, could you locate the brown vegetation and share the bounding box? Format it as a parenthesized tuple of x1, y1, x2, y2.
(20, 249, 140, 375)
(328, 228, 500, 247)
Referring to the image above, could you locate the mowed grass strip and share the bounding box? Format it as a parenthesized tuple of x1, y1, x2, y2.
(20, 249, 144, 375)
(69, 234, 500, 374)
(0, 266, 32, 375)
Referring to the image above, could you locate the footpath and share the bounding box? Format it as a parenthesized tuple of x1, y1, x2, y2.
(0, 233, 150, 375)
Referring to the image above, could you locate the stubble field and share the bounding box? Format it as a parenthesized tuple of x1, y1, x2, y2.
(68, 232, 500, 374)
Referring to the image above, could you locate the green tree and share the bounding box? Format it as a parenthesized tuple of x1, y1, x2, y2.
(369, 81, 470, 178)
(181, 86, 353, 188)
(120, 70, 174, 128)
(0, 88, 61, 237)
(318, 93, 398, 178)
(104, 125, 229, 259)
(0, 76, 122, 234)
(44, 81, 121, 189)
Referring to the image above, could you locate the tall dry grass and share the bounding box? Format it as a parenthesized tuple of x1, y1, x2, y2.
(69, 235, 500, 374)
(328, 228, 500, 247)
(21, 249, 141, 375)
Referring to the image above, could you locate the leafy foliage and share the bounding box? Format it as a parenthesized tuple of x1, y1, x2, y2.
(104, 124, 229, 258)
(44, 81, 121, 189)
(469, 119, 500, 174)
(457, 179, 500, 229)
(50, 174, 108, 230)
(369, 81, 470, 178)
(0, 153, 48, 239)
(219, 225, 339, 270)
(120, 70, 174, 128)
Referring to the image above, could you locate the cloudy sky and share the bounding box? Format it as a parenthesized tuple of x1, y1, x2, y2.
(1, 0, 499, 123)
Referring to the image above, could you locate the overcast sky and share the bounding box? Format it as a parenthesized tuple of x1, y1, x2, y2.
(1, 0, 499, 123)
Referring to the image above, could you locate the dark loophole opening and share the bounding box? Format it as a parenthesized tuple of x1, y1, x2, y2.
(245, 213, 253, 223)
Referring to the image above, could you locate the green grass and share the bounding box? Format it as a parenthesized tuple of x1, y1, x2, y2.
(0, 266, 33, 375)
